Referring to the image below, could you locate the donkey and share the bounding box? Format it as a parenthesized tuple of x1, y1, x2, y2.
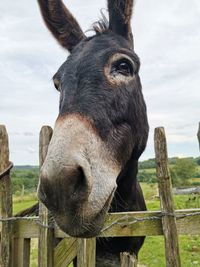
(37, 0, 149, 266)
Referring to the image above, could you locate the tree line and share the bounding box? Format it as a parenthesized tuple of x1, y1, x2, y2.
(11, 157, 200, 195)
(138, 157, 200, 186)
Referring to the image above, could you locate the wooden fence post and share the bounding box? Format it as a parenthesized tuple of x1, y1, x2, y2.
(38, 126, 54, 267)
(13, 238, 30, 267)
(154, 127, 181, 267)
(0, 125, 13, 267)
(77, 238, 96, 267)
(197, 122, 200, 151)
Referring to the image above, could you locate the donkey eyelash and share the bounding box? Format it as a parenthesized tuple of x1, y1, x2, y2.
(110, 58, 136, 77)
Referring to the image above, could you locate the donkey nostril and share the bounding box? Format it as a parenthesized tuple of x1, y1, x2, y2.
(65, 166, 89, 200)
(38, 164, 92, 210)
(77, 166, 87, 186)
(73, 166, 91, 200)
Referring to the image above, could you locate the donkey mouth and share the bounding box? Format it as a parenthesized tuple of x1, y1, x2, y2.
(54, 188, 116, 238)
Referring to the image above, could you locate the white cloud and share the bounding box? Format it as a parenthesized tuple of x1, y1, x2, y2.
(27, 147, 37, 154)
(0, 0, 199, 164)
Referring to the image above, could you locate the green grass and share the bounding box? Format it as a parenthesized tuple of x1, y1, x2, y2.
(137, 183, 200, 267)
(13, 183, 200, 267)
(140, 183, 200, 210)
(13, 194, 37, 214)
(30, 239, 38, 267)
(138, 235, 200, 267)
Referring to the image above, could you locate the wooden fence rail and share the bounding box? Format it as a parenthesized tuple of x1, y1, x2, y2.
(0, 123, 200, 267)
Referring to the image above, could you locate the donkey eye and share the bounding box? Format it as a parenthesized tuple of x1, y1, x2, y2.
(111, 59, 135, 77)
(105, 53, 139, 84)
(53, 77, 60, 91)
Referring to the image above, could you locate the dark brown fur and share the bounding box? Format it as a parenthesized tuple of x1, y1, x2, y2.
(37, 0, 85, 51)
(108, 0, 134, 44)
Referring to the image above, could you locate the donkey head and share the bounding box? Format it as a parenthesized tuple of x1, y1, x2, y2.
(38, 0, 149, 237)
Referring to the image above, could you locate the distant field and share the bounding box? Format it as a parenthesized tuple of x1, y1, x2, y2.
(13, 182, 200, 267)
(139, 166, 200, 186)
(140, 168, 156, 174)
(191, 179, 200, 185)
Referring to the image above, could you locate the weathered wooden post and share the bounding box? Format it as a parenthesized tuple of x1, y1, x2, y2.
(77, 238, 96, 267)
(120, 252, 137, 267)
(38, 126, 54, 267)
(0, 125, 13, 267)
(13, 237, 31, 267)
(197, 122, 200, 151)
(154, 127, 181, 267)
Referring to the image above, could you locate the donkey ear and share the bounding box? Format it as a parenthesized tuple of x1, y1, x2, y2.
(108, 0, 134, 44)
(37, 0, 85, 52)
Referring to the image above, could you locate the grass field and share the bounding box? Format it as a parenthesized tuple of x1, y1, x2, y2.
(137, 183, 200, 267)
(13, 194, 37, 215)
(13, 182, 200, 267)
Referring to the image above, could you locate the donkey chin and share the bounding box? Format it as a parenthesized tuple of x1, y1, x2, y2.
(38, 166, 117, 237)
(53, 188, 115, 238)
(38, 115, 121, 237)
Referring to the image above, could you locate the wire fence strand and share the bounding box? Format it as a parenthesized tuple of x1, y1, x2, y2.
(0, 211, 200, 231)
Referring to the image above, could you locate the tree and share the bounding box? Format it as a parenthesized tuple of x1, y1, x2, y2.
(170, 167, 180, 186)
(171, 158, 197, 186)
(196, 157, 200, 166)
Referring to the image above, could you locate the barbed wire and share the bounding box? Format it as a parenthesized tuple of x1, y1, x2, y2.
(101, 211, 200, 233)
(0, 216, 54, 229)
(0, 211, 200, 232)
(0, 161, 13, 179)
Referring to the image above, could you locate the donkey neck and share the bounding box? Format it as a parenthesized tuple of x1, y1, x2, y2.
(110, 157, 146, 213)
(96, 157, 146, 264)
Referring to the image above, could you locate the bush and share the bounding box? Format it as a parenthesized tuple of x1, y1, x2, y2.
(170, 158, 197, 187)
(139, 159, 156, 169)
(138, 170, 157, 183)
(11, 168, 39, 195)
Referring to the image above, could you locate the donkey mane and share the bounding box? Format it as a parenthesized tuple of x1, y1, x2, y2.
(92, 11, 109, 35)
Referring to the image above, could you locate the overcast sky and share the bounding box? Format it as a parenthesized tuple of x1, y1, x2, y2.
(0, 0, 200, 165)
